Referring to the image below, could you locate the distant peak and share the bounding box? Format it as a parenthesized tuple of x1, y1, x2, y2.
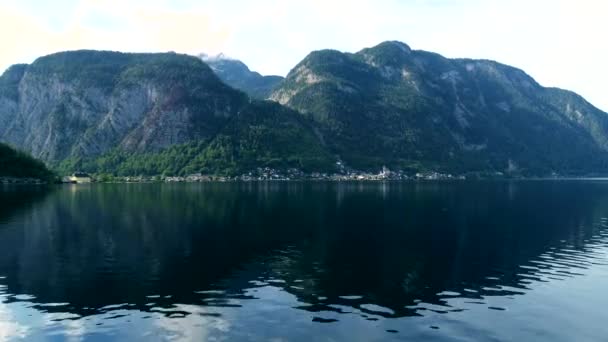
(199, 52, 233, 62)
(371, 41, 412, 54)
(388, 41, 412, 52)
(355, 41, 413, 69)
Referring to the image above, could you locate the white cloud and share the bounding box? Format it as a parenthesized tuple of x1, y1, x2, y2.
(152, 304, 231, 342)
(0, 0, 607, 110)
(0, 302, 30, 341)
(0, 0, 232, 69)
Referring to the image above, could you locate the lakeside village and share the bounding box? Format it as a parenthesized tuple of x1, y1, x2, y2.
(62, 165, 466, 184)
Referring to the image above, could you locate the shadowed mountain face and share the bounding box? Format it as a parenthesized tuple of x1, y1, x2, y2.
(202, 55, 284, 100)
(2, 43, 608, 176)
(271, 41, 608, 175)
(0, 143, 54, 180)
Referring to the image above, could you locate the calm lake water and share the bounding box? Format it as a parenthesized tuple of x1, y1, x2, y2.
(0, 181, 607, 341)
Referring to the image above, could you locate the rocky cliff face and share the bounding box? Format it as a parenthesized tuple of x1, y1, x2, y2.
(271, 41, 608, 174)
(0, 50, 247, 165)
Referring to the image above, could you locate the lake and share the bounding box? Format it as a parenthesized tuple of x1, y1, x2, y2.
(0, 181, 607, 341)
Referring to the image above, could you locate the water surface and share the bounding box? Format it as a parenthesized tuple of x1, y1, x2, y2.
(0, 181, 607, 341)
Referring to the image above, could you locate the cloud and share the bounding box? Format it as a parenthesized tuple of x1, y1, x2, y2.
(0, 5, 50, 70)
(0, 0, 607, 110)
(0, 0, 232, 72)
(0, 301, 30, 341)
(153, 304, 231, 342)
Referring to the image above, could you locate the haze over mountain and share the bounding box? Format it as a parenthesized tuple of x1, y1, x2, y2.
(1, 42, 608, 176)
(201, 53, 284, 100)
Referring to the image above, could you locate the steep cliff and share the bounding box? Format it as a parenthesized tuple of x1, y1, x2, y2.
(0, 51, 247, 164)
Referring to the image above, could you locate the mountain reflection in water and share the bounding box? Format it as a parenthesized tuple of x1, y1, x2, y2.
(0, 181, 607, 341)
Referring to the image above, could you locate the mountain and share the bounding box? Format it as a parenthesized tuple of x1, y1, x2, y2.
(0, 50, 332, 175)
(2, 43, 608, 177)
(70, 101, 335, 176)
(270, 41, 608, 175)
(202, 54, 284, 99)
(0, 143, 54, 181)
(0, 50, 247, 164)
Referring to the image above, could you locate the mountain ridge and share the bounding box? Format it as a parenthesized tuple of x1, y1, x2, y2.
(1, 43, 608, 176)
(269, 41, 608, 175)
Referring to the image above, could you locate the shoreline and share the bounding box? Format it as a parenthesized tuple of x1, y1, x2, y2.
(59, 177, 608, 185)
(0, 177, 49, 185)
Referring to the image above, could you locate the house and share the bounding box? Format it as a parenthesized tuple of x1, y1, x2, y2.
(69, 173, 92, 184)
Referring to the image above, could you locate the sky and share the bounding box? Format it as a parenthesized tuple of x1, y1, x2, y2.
(0, 0, 607, 110)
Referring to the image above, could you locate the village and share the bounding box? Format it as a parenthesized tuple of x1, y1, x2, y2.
(62, 166, 465, 184)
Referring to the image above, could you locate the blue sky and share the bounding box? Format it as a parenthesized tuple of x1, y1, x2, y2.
(1, 0, 607, 110)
